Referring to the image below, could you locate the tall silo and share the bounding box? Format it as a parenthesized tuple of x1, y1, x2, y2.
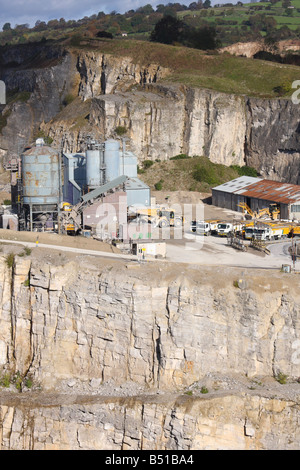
(86, 140, 105, 189)
(104, 140, 120, 183)
(21, 139, 61, 231)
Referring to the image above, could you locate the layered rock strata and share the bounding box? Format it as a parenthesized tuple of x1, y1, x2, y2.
(1, 46, 300, 182)
(0, 254, 300, 449)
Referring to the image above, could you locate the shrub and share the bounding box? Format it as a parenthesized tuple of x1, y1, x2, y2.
(62, 93, 75, 106)
(25, 376, 33, 388)
(230, 165, 258, 177)
(275, 372, 288, 384)
(115, 125, 127, 136)
(154, 180, 163, 190)
(5, 253, 15, 268)
(143, 159, 154, 169)
(0, 373, 11, 388)
(170, 154, 190, 160)
(193, 165, 220, 186)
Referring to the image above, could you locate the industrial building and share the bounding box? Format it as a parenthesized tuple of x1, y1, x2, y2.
(62, 138, 150, 208)
(212, 176, 300, 220)
(6, 137, 150, 234)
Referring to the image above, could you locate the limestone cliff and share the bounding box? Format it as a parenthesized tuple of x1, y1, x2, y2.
(1, 44, 300, 182)
(1, 253, 300, 449)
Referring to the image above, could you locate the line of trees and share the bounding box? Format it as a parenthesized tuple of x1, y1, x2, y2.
(150, 14, 220, 49)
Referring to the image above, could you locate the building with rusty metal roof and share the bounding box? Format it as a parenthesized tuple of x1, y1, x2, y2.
(212, 177, 300, 221)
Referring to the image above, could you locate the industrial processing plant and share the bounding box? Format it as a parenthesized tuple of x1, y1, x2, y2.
(4, 137, 151, 236)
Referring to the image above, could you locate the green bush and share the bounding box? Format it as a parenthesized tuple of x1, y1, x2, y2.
(275, 372, 288, 384)
(193, 165, 221, 186)
(5, 253, 15, 268)
(154, 180, 163, 190)
(115, 125, 127, 136)
(170, 154, 190, 160)
(230, 165, 258, 177)
(0, 373, 10, 388)
(143, 159, 154, 169)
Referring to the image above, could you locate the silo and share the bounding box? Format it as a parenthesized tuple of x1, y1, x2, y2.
(22, 141, 60, 205)
(104, 140, 120, 183)
(86, 141, 105, 189)
(21, 139, 60, 231)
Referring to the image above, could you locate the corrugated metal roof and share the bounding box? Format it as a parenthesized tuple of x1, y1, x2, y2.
(124, 177, 150, 190)
(212, 176, 261, 194)
(81, 175, 127, 203)
(241, 179, 300, 204)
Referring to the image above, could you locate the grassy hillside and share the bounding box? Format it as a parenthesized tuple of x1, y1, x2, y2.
(68, 37, 299, 97)
(137, 155, 258, 192)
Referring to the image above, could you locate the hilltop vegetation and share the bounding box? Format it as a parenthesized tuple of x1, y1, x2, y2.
(137, 155, 258, 192)
(0, 0, 300, 47)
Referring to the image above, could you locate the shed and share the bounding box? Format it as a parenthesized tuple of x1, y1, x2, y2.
(212, 176, 261, 211)
(212, 176, 300, 220)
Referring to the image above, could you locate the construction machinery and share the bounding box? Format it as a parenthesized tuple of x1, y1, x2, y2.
(238, 202, 280, 220)
(59, 200, 85, 235)
(131, 206, 184, 228)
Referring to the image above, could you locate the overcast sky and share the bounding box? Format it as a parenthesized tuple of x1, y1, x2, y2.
(0, 0, 221, 30)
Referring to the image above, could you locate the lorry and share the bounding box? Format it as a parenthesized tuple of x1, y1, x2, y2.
(197, 220, 220, 235)
(190, 220, 220, 235)
(216, 222, 243, 237)
(244, 224, 288, 241)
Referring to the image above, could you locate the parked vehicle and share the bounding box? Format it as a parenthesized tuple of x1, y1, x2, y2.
(190, 219, 220, 235)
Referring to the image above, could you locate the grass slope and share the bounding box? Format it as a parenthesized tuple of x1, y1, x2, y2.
(137, 156, 257, 192)
(70, 38, 300, 97)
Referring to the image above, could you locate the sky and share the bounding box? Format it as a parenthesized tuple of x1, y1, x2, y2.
(0, 0, 221, 30)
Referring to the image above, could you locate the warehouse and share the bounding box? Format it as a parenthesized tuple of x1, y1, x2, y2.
(212, 176, 262, 212)
(212, 177, 300, 221)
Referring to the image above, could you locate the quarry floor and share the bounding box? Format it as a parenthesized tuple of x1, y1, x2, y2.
(0, 193, 297, 272)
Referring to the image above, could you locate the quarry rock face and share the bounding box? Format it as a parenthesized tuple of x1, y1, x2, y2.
(1, 46, 300, 182)
(1, 256, 300, 449)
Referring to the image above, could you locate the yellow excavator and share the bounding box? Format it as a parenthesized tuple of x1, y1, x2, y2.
(238, 202, 280, 220)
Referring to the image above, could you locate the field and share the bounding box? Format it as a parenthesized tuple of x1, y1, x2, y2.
(179, 0, 300, 31)
(71, 37, 300, 97)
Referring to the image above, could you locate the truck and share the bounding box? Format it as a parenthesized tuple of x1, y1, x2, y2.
(217, 222, 243, 237)
(244, 224, 288, 241)
(190, 219, 220, 235)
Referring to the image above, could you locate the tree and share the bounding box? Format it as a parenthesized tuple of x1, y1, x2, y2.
(150, 15, 185, 44)
(203, 0, 211, 8)
(187, 25, 220, 49)
(2, 23, 11, 31)
(96, 30, 113, 38)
